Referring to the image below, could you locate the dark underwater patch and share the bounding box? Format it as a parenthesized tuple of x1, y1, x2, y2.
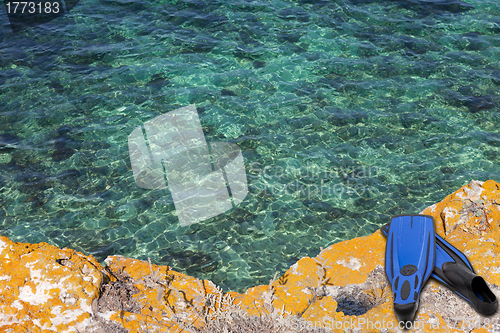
(16, 172, 52, 208)
(233, 46, 263, 60)
(56, 169, 81, 193)
(25, 193, 47, 208)
(485, 133, 500, 147)
(326, 110, 369, 127)
(221, 88, 237, 96)
(459, 32, 490, 51)
(49, 81, 65, 94)
(146, 73, 170, 89)
(286, 116, 313, 129)
(69, 48, 109, 66)
(160, 248, 219, 274)
(355, 197, 377, 210)
(277, 8, 310, 22)
(238, 28, 261, 47)
(278, 33, 303, 44)
(0, 133, 20, 153)
(190, 12, 229, 30)
(51, 147, 76, 161)
(106, 0, 146, 12)
(442, 89, 497, 113)
(398, 0, 473, 15)
(440, 167, 454, 174)
(303, 199, 347, 220)
(180, 40, 216, 54)
(463, 96, 496, 113)
(325, 208, 347, 220)
(89, 237, 137, 261)
(229, 207, 257, 224)
(253, 60, 266, 69)
(484, 150, 499, 161)
(490, 70, 500, 86)
(349, 0, 473, 16)
(0, 48, 30, 68)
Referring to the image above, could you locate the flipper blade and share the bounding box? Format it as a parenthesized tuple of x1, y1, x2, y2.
(384, 215, 435, 325)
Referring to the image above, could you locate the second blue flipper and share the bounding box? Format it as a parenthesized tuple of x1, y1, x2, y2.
(385, 214, 435, 326)
(381, 216, 498, 316)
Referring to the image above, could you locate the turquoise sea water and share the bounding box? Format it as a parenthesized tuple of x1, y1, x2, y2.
(1, 0, 500, 292)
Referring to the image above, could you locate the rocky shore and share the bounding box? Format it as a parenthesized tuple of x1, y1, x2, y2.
(1, 180, 500, 332)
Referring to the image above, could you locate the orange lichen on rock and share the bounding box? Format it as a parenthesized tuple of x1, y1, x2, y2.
(316, 231, 386, 286)
(218, 180, 500, 332)
(421, 179, 500, 285)
(1, 180, 500, 333)
(101, 255, 225, 332)
(228, 230, 386, 326)
(0, 237, 105, 332)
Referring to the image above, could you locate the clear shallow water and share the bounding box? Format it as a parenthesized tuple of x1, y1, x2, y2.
(1, 0, 500, 292)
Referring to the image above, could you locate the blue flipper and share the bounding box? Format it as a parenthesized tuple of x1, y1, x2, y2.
(384, 214, 435, 326)
(381, 216, 498, 316)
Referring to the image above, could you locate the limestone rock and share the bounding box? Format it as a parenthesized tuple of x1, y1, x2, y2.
(0, 238, 105, 332)
(1, 180, 500, 332)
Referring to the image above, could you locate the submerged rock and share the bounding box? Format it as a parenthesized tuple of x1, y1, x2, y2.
(253, 60, 266, 69)
(0, 133, 20, 153)
(146, 73, 170, 89)
(51, 147, 76, 161)
(463, 95, 496, 113)
(220, 88, 237, 96)
(400, 0, 474, 15)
